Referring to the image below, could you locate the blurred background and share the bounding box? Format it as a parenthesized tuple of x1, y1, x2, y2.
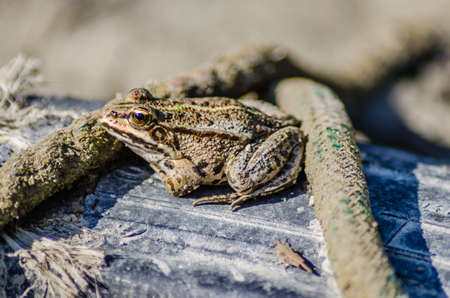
(1, 0, 450, 158)
(0, 0, 449, 98)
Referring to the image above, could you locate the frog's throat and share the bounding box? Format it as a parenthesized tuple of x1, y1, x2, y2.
(105, 124, 182, 161)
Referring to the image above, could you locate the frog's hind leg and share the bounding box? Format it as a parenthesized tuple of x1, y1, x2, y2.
(228, 142, 304, 209)
(192, 141, 303, 210)
(227, 126, 303, 195)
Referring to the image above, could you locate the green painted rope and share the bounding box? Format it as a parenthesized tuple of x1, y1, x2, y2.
(275, 78, 405, 298)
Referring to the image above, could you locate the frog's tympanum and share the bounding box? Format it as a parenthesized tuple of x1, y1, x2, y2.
(100, 88, 304, 209)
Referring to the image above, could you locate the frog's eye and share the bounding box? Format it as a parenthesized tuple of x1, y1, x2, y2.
(129, 108, 151, 128)
(134, 112, 146, 121)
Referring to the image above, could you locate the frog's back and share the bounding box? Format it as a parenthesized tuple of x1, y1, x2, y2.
(150, 97, 297, 140)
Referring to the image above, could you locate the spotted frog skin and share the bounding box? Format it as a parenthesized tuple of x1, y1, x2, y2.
(100, 88, 304, 209)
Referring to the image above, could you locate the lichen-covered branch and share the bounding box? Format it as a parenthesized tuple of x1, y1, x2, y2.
(0, 112, 125, 229)
(275, 78, 405, 298)
(0, 43, 304, 230)
(145, 43, 303, 98)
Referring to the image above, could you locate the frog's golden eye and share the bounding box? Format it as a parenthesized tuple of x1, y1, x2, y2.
(129, 108, 151, 128)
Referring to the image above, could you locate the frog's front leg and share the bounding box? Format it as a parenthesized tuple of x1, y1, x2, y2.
(150, 158, 203, 196)
(193, 126, 304, 208)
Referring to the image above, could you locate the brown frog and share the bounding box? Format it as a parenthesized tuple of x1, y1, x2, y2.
(99, 88, 304, 209)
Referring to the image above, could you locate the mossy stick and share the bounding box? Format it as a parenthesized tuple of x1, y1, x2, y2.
(275, 78, 405, 298)
(0, 113, 125, 229)
(146, 43, 303, 98)
(0, 44, 303, 230)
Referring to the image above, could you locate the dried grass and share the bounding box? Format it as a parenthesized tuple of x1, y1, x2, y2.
(2, 228, 105, 298)
(0, 54, 43, 106)
(0, 54, 80, 151)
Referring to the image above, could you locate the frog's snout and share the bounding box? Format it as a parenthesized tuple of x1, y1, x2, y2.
(100, 109, 119, 122)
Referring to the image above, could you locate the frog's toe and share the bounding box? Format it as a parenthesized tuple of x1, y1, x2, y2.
(192, 192, 257, 211)
(229, 195, 254, 209)
(192, 193, 240, 207)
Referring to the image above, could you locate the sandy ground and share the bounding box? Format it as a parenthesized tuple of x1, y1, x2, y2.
(1, 0, 450, 100)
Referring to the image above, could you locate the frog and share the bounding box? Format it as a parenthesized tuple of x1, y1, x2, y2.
(99, 88, 304, 209)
